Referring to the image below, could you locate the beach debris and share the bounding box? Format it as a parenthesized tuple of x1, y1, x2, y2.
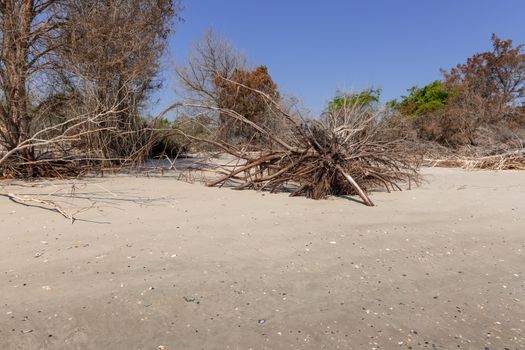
(183, 296, 200, 304)
(0, 187, 98, 223)
(180, 85, 420, 206)
(425, 149, 525, 170)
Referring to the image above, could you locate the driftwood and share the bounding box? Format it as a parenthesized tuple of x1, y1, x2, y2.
(174, 81, 421, 206)
(0, 190, 97, 224)
(426, 149, 525, 170)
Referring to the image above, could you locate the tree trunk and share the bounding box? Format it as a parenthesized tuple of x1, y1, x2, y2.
(1, 0, 35, 160)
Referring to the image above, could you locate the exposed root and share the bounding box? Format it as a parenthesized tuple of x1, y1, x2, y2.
(175, 83, 422, 205)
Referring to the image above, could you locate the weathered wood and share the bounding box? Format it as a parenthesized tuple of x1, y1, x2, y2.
(336, 165, 374, 206)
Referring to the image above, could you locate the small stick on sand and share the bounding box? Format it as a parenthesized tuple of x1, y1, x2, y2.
(1, 192, 76, 223)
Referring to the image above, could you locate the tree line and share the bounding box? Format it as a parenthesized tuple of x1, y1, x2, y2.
(1, 1, 524, 178)
(168, 32, 525, 156)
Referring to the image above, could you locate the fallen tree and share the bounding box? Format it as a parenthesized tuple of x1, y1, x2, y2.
(172, 80, 422, 206)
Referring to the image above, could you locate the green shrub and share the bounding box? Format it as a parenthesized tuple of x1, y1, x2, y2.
(329, 88, 381, 110)
(392, 81, 450, 119)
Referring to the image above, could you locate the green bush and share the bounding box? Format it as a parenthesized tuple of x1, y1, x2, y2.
(392, 81, 450, 119)
(329, 88, 381, 110)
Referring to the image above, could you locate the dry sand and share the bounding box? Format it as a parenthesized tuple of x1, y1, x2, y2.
(0, 168, 524, 349)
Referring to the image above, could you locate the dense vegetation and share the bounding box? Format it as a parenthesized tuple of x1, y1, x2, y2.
(392, 35, 525, 148)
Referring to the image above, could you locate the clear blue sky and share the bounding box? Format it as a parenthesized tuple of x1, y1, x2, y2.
(153, 0, 525, 117)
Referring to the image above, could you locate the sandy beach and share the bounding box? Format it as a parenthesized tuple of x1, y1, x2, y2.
(0, 168, 523, 349)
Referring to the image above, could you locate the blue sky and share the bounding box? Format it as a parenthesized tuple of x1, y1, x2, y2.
(153, 0, 525, 117)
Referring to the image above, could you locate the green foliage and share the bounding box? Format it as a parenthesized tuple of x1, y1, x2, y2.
(329, 88, 381, 110)
(394, 81, 450, 119)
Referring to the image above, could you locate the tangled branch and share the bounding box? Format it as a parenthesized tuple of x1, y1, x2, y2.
(175, 81, 421, 206)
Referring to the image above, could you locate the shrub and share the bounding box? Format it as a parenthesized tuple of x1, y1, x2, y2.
(392, 81, 451, 119)
(395, 35, 525, 148)
(329, 88, 381, 111)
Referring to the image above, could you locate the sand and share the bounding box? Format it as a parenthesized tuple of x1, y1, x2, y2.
(0, 168, 523, 349)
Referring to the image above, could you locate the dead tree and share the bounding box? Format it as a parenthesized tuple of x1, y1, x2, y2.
(0, 0, 182, 177)
(0, 0, 62, 166)
(58, 0, 181, 161)
(176, 30, 247, 106)
(214, 66, 281, 143)
(0, 90, 137, 177)
(172, 80, 421, 206)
